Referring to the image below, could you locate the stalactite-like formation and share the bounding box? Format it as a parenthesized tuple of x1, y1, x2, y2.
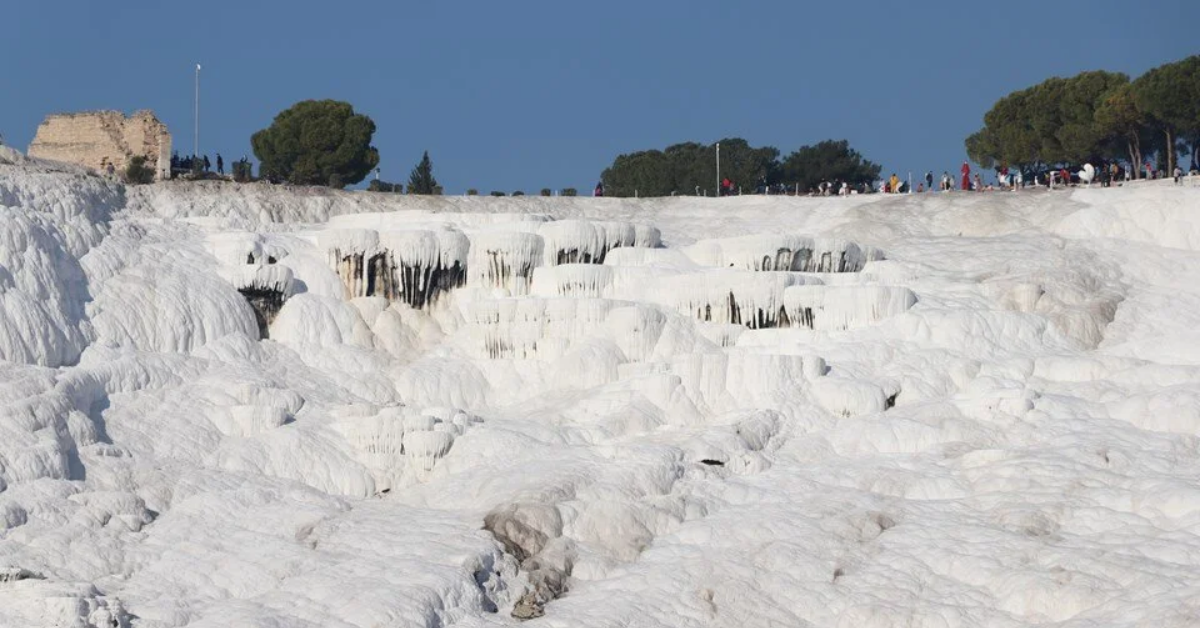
(539, 220, 660, 267)
(783, 285, 917, 331)
(467, 231, 544, 295)
(239, 288, 288, 339)
(466, 298, 623, 359)
(685, 235, 882, 273)
(654, 271, 822, 330)
(233, 265, 296, 339)
(322, 228, 469, 309)
(320, 221, 659, 308)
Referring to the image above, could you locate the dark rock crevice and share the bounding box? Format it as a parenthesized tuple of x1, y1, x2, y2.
(238, 287, 289, 339)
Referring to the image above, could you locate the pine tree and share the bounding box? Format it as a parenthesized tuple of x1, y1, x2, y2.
(1133, 56, 1200, 176)
(251, 99, 379, 188)
(408, 151, 439, 195)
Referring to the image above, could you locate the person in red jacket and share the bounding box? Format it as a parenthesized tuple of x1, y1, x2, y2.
(961, 161, 971, 190)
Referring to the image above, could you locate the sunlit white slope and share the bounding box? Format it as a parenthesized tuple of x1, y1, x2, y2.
(2, 158, 1200, 627)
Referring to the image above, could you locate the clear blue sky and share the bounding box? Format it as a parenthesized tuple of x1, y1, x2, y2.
(4, 0, 1197, 193)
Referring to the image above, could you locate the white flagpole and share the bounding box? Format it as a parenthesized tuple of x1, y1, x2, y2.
(716, 142, 721, 197)
(194, 63, 201, 159)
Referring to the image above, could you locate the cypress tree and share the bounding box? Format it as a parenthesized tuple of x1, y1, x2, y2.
(408, 151, 439, 195)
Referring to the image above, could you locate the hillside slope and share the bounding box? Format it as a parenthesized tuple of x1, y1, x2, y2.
(3, 163, 1200, 627)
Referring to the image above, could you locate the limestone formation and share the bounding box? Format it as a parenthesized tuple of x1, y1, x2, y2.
(28, 110, 171, 180)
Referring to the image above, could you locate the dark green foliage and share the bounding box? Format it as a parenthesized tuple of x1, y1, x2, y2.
(512, 190, 524, 196)
(490, 191, 506, 197)
(777, 140, 881, 193)
(467, 189, 479, 196)
(251, 99, 380, 188)
(368, 179, 402, 192)
(540, 188, 552, 197)
(1095, 83, 1151, 171)
(964, 131, 998, 170)
(602, 149, 670, 197)
(966, 71, 1129, 170)
(561, 188, 577, 197)
(1132, 56, 1200, 174)
(231, 158, 254, 183)
(968, 58, 1200, 175)
(124, 155, 155, 185)
(1057, 71, 1130, 163)
(600, 138, 781, 197)
(408, 151, 439, 195)
(710, 139, 780, 193)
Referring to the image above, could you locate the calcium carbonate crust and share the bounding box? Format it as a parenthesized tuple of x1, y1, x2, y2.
(2, 161, 1200, 627)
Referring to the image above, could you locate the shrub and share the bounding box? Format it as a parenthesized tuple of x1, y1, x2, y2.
(231, 159, 255, 183)
(490, 191, 506, 197)
(562, 188, 578, 197)
(368, 179, 401, 192)
(540, 188, 552, 196)
(512, 190, 524, 196)
(432, 185, 444, 195)
(124, 155, 155, 185)
(467, 189, 479, 196)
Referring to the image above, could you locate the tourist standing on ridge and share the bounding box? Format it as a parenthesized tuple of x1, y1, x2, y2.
(961, 162, 971, 190)
(925, 171, 933, 192)
(1175, 166, 1184, 184)
(203, 155, 211, 172)
(889, 173, 899, 194)
(217, 154, 224, 175)
(594, 181, 604, 197)
(974, 173, 982, 192)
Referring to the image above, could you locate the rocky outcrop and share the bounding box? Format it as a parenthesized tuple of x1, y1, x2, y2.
(484, 502, 575, 621)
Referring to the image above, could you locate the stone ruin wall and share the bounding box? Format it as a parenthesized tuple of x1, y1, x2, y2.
(27, 110, 171, 180)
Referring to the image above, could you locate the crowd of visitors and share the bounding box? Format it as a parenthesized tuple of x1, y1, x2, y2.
(880, 159, 1196, 195)
(167, 151, 254, 181)
(170, 152, 218, 177)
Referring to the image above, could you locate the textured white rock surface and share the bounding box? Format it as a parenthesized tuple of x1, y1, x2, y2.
(2, 163, 1200, 627)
